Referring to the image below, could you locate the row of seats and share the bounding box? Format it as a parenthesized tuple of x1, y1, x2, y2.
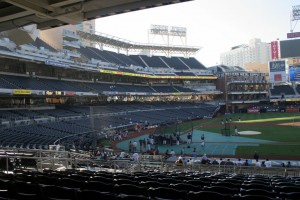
(270, 85, 296, 96)
(0, 74, 198, 93)
(79, 46, 206, 70)
(0, 170, 299, 200)
(0, 103, 218, 150)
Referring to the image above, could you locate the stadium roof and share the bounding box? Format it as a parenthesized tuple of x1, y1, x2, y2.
(208, 65, 246, 73)
(77, 30, 201, 56)
(0, 0, 191, 32)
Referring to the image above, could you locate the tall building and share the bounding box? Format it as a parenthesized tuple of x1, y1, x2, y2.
(39, 20, 95, 50)
(220, 38, 271, 69)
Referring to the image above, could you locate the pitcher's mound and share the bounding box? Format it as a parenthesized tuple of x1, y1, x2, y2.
(238, 131, 262, 135)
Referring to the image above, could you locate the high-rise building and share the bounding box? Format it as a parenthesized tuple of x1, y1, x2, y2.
(220, 38, 271, 69)
(39, 20, 95, 50)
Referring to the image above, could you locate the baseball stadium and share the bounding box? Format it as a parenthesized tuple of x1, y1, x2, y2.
(0, 1, 299, 199)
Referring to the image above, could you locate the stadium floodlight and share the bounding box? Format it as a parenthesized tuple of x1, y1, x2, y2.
(292, 5, 300, 21)
(169, 26, 187, 37)
(150, 24, 169, 35)
(290, 5, 300, 32)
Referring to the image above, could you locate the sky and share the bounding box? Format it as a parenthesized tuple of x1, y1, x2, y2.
(95, 0, 299, 67)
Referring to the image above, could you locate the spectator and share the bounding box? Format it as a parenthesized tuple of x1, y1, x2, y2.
(175, 156, 184, 166)
(170, 149, 175, 157)
(255, 159, 261, 167)
(236, 158, 244, 166)
(217, 158, 223, 165)
(128, 141, 132, 153)
(201, 141, 205, 149)
(191, 148, 198, 160)
(132, 152, 139, 161)
(286, 161, 292, 168)
(265, 159, 272, 168)
(132, 141, 137, 152)
(163, 137, 167, 145)
(149, 148, 155, 155)
(180, 147, 185, 156)
(201, 154, 208, 164)
(187, 133, 192, 145)
(225, 158, 234, 165)
(244, 159, 249, 166)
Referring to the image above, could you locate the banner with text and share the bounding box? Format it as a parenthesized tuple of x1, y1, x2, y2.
(271, 41, 279, 59)
(289, 65, 300, 82)
(269, 60, 287, 83)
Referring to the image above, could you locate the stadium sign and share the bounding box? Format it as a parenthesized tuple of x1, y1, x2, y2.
(13, 89, 32, 95)
(45, 60, 70, 68)
(269, 60, 286, 72)
(45, 91, 62, 95)
(271, 41, 279, 60)
(289, 65, 300, 81)
(99, 69, 217, 80)
(287, 32, 300, 39)
(269, 60, 287, 83)
(288, 58, 300, 65)
(247, 108, 260, 113)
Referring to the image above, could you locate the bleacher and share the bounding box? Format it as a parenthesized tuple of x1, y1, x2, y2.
(0, 73, 199, 94)
(129, 55, 148, 68)
(31, 38, 57, 52)
(270, 85, 296, 96)
(161, 56, 190, 70)
(175, 72, 196, 76)
(0, 103, 218, 150)
(180, 57, 207, 70)
(151, 85, 179, 93)
(138, 55, 169, 69)
(296, 85, 300, 94)
(0, 167, 299, 200)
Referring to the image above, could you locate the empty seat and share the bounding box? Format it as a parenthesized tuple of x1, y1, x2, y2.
(148, 187, 187, 200)
(188, 191, 232, 200)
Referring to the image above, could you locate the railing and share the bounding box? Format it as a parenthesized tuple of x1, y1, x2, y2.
(1, 148, 299, 177)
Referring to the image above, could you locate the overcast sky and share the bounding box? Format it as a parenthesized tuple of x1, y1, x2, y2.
(96, 0, 299, 67)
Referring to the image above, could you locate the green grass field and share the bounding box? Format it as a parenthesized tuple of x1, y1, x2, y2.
(195, 112, 300, 158)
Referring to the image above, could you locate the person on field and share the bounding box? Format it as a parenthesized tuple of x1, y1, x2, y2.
(253, 151, 259, 160)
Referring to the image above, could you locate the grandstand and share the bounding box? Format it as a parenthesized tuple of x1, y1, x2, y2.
(0, 27, 221, 151)
(1, 2, 300, 200)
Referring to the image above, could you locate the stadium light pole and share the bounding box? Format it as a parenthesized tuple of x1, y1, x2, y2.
(291, 5, 300, 32)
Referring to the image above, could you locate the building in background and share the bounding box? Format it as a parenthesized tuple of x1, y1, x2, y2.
(39, 20, 95, 50)
(220, 38, 271, 69)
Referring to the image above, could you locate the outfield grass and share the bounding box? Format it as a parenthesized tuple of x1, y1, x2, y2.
(194, 112, 300, 158)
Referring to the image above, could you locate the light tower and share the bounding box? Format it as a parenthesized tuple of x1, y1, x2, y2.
(148, 24, 187, 56)
(290, 5, 300, 32)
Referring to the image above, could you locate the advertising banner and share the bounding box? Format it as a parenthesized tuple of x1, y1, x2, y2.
(287, 32, 300, 39)
(269, 60, 287, 83)
(271, 41, 279, 59)
(289, 65, 300, 82)
(13, 89, 32, 95)
(286, 107, 300, 113)
(247, 108, 260, 113)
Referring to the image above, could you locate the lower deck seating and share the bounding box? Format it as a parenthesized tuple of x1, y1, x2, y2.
(0, 170, 299, 200)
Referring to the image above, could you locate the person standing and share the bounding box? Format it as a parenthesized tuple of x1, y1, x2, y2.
(253, 151, 259, 161)
(234, 126, 238, 135)
(265, 159, 272, 168)
(132, 141, 137, 152)
(132, 152, 139, 161)
(201, 134, 205, 142)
